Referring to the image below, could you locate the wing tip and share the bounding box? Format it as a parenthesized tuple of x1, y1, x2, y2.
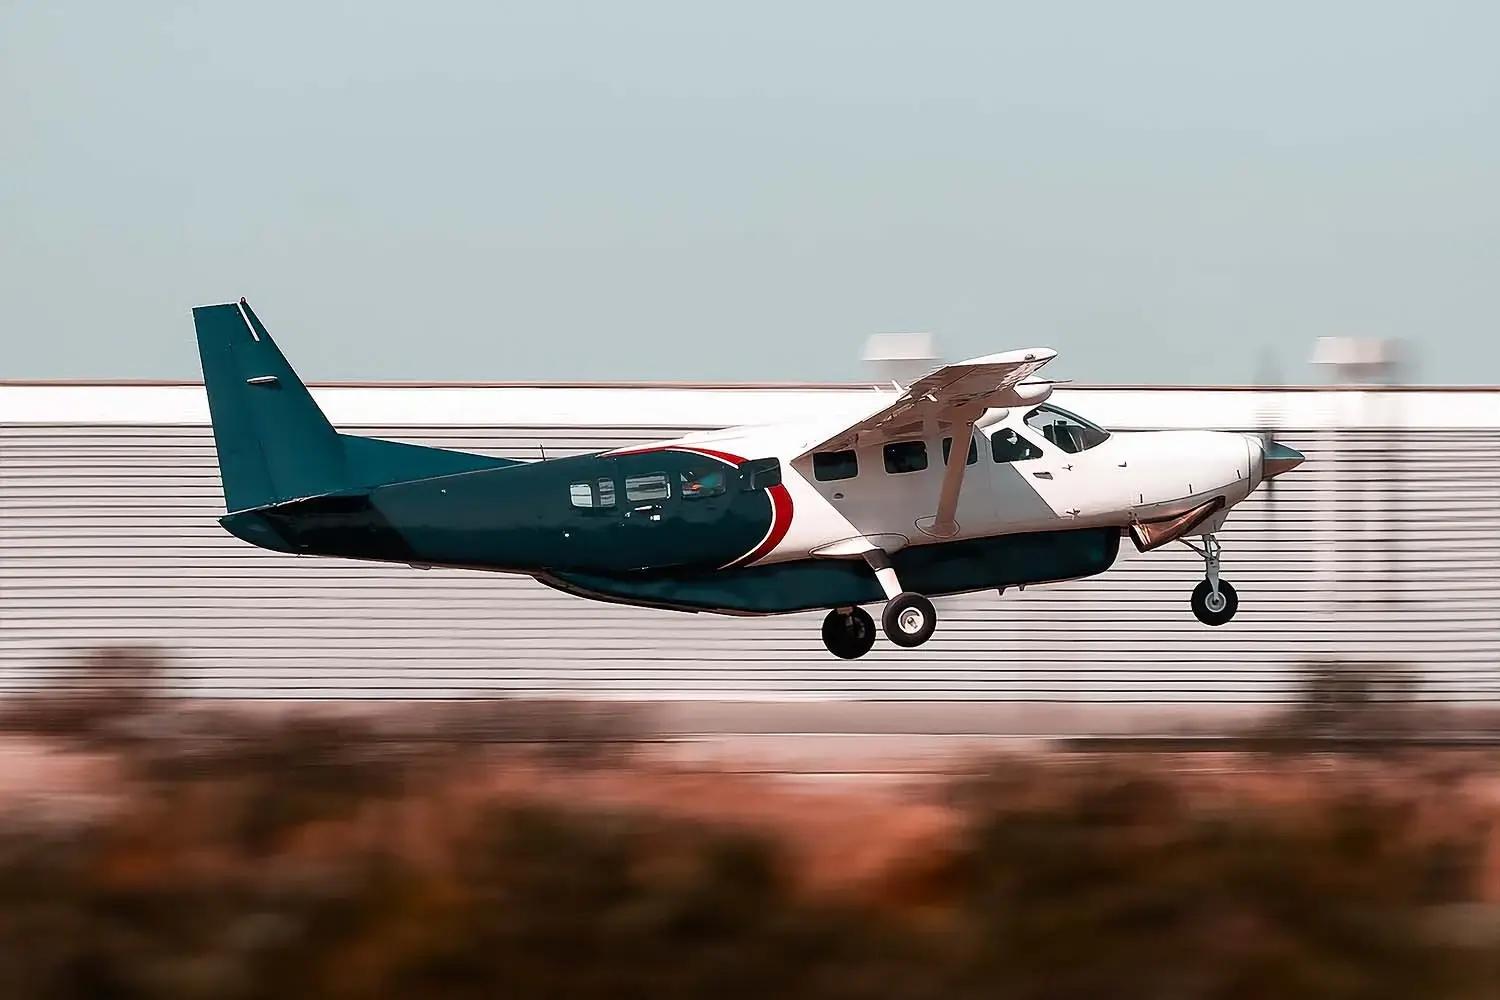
(958, 347, 1058, 367)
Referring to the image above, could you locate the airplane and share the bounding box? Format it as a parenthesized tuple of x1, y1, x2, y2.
(194, 299, 1305, 659)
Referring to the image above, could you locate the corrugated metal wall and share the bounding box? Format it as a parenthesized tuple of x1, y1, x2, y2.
(3, 388, 1499, 716)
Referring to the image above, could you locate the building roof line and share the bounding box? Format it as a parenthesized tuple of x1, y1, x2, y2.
(3, 379, 1498, 393)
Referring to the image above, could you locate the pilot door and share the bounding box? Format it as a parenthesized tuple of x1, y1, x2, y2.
(984, 424, 1080, 530)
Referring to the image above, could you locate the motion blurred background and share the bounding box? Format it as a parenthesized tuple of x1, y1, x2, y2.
(5, 2, 1500, 996)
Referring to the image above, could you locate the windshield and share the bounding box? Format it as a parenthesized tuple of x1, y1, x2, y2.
(1024, 404, 1111, 454)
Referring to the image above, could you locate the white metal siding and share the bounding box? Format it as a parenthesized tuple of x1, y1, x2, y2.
(2, 386, 1498, 710)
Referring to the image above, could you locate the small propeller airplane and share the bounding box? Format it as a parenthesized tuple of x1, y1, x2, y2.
(194, 300, 1304, 658)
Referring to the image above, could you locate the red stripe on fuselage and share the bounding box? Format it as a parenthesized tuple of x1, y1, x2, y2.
(730, 481, 793, 568)
(601, 444, 793, 568)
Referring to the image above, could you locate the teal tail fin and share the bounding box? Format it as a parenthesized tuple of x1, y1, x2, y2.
(193, 298, 515, 512)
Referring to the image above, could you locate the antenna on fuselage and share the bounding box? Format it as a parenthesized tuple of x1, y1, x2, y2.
(538, 442, 547, 461)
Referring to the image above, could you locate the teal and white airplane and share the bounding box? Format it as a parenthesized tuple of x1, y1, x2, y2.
(195, 300, 1304, 659)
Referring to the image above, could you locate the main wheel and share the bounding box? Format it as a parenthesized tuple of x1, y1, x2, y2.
(882, 592, 937, 648)
(1191, 579, 1238, 626)
(821, 607, 876, 659)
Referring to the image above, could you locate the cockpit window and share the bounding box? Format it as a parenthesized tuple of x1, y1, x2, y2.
(991, 427, 1042, 464)
(1024, 405, 1110, 454)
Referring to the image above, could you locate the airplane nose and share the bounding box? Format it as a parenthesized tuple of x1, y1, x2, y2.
(1263, 440, 1304, 479)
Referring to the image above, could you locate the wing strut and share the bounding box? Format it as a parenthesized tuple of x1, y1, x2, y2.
(927, 414, 978, 538)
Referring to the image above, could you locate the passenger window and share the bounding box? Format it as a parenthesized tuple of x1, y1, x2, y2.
(681, 467, 727, 500)
(625, 473, 670, 502)
(883, 440, 928, 474)
(1024, 404, 1110, 454)
(569, 482, 595, 508)
(739, 457, 782, 491)
(813, 450, 858, 482)
(991, 428, 1043, 464)
(597, 478, 616, 508)
(941, 436, 978, 466)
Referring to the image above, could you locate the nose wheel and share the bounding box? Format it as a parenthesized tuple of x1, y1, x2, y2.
(1182, 533, 1238, 626)
(1191, 578, 1238, 625)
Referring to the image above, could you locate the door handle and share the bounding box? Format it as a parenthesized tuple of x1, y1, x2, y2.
(1032, 471, 1053, 480)
(1118, 461, 1128, 468)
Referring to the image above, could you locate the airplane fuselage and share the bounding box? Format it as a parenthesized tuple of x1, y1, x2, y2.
(194, 298, 1303, 654)
(221, 403, 1274, 616)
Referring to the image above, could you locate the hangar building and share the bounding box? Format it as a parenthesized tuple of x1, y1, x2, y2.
(2, 380, 1497, 738)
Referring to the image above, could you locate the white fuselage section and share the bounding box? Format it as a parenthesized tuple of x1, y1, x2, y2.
(665, 402, 1265, 565)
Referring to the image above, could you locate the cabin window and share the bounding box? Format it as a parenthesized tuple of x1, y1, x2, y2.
(625, 473, 671, 502)
(813, 450, 858, 482)
(883, 440, 928, 474)
(941, 436, 979, 466)
(1024, 404, 1110, 454)
(991, 427, 1043, 464)
(739, 457, 782, 491)
(681, 468, 727, 500)
(571, 479, 618, 509)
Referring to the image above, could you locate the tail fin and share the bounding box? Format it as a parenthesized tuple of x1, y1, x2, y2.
(194, 298, 514, 512)
(194, 299, 345, 511)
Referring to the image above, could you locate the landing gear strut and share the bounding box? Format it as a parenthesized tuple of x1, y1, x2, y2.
(821, 607, 876, 659)
(864, 549, 938, 648)
(1182, 533, 1238, 626)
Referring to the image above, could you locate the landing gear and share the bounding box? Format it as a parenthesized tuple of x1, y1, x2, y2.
(1191, 579, 1238, 626)
(860, 549, 938, 649)
(817, 550, 942, 656)
(882, 592, 937, 648)
(1182, 533, 1238, 626)
(822, 607, 877, 659)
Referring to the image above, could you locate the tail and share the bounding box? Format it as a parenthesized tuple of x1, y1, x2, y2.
(193, 298, 515, 513)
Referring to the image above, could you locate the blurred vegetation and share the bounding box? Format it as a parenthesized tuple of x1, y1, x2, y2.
(0, 649, 1496, 998)
(1277, 658, 1424, 742)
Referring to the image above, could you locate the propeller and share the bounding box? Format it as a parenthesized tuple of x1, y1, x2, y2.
(1255, 350, 1285, 525)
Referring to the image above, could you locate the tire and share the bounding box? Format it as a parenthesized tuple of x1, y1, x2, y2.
(821, 607, 877, 659)
(882, 592, 937, 648)
(1191, 579, 1238, 626)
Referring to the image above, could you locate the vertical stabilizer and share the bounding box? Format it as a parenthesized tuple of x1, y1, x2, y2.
(193, 299, 348, 511)
(194, 298, 521, 517)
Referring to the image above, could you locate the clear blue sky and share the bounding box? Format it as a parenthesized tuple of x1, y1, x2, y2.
(3, 1, 1497, 383)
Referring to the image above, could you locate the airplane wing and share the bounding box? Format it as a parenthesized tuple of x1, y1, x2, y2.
(797, 348, 1059, 457)
(798, 348, 1060, 542)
